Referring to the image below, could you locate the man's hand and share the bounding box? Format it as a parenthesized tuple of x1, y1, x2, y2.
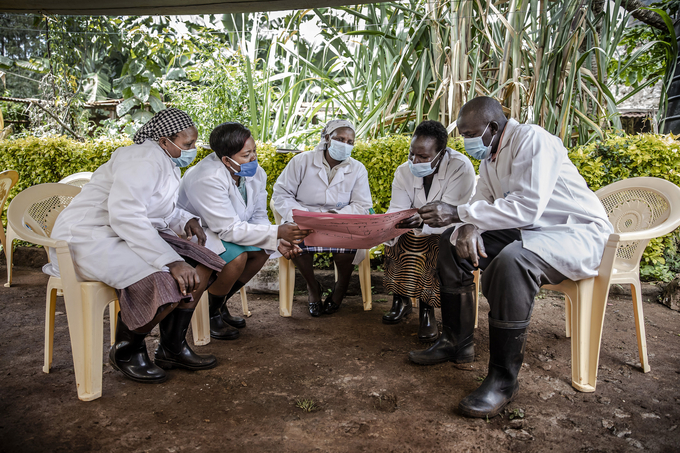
(278, 239, 302, 259)
(278, 223, 312, 244)
(455, 224, 487, 267)
(418, 201, 460, 228)
(167, 260, 200, 295)
(184, 218, 206, 246)
(396, 213, 423, 229)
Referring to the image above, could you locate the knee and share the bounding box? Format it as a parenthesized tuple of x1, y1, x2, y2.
(438, 227, 455, 248)
(227, 252, 248, 271)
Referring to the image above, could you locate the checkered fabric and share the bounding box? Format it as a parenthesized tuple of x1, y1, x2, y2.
(299, 244, 357, 255)
(133, 108, 195, 144)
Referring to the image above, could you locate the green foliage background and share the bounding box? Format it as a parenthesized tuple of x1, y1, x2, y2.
(0, 133, 678, 280)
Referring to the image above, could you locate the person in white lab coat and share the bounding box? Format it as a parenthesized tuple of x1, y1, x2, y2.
(48, 108, 235, 384)
(272, 120, 373, 317)
(409, 97, 613, 418)
(179, 122, 309, 339)
(382, 121, 475, 341)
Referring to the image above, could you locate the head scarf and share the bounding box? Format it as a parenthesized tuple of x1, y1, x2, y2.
(133, 108, 195, 144)
(313, 119, 356, 152)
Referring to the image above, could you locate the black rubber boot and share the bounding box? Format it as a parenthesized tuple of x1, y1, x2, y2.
(154, 308, 218, 371)
(408, 286, 475, 365)
(458, 318, 528, 418)
(220, 281, 246, 328)
(109, 313, 167, 383)
(382, 294, 412, 324)
(209, 292, 240, 340)
(418, 303, 439, 342)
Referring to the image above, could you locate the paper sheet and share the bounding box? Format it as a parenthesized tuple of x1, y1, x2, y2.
(292, 208, 418, 249)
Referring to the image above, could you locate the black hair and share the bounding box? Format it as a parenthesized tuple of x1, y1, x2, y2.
(413, 120, 448, 152)
(209, 122, 252, 159)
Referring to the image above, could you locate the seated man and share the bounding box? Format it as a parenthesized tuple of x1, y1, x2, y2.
(410, 97, 613, 418)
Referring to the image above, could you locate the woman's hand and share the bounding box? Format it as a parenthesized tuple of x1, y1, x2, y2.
(418, 201, 460, 228)
(396, 213, 423, 229)
(278, 239, 303, 259)
(278, 223, 312, 244)
(167, 260, 200, 295)
(455, 224, 487, 267)
(184, 218, 206, 246)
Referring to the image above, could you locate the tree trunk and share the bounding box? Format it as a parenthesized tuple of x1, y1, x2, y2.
(621, 0, 668, 31)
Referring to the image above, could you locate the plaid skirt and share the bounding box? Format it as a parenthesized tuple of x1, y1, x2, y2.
(117, 232, 225, 330)
(299, 243, 357, 255)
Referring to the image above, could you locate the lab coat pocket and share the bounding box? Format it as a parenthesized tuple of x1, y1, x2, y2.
(332, 191, 351, 209)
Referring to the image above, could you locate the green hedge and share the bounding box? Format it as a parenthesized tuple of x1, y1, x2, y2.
(1, 133, 678, 280)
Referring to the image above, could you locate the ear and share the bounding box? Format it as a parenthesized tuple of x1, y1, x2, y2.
(488, 121, 499, 135)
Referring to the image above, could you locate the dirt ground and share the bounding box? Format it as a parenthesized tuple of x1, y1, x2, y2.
(1, 260, 680, 453)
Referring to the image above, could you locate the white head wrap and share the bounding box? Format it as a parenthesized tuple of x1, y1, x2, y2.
(313, 119, 356, 152)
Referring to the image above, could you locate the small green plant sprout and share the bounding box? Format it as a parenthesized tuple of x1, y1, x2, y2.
(508, 408, 525, 420)
(295, 399, 317, 413)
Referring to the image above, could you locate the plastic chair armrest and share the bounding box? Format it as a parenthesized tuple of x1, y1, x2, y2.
(613, 218, 680, 242)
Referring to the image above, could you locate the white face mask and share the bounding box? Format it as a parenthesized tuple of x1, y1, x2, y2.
(463, 123, 494, 160)
(408, 149, 442, 178)
(165, 139, 198, 167)
(327, 139, 354, 161)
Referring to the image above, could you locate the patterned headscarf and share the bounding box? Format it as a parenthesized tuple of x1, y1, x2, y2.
(133, 108, 195, 144)
(313, 119, 356, 152)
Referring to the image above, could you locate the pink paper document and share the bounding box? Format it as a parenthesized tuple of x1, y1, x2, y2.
(292, 208, 418, 249)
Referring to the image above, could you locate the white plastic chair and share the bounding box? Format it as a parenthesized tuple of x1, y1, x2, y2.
(191, 286, 250, 346)
(0, 170, 19, 287)
(270, 198, 372, 317)
(544, 177, 680, 392)
(59, 171, 93, 188)
(7, 183, 119, 401)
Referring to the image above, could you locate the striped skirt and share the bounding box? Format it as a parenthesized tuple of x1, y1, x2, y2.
(383, 231, 441, 307)
(117, 232, 226, 330)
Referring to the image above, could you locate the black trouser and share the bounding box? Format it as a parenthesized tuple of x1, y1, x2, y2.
(438, 228, 566, 323)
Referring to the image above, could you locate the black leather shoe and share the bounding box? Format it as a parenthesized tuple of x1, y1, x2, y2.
(409, 288, 475, 365)
(418, 303, 439, 341)
(220, 281, 246, 328)
(109, 313, 167, 383)
(309, 301, 324, 317)
(382, 294, 412, 324)
(209, 293, 240, 340)
(323, 288, 342, 315)
(155, 308, 217, 371)
(458, 319, 528, 418)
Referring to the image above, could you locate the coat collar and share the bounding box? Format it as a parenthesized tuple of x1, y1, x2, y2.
(312, 149, 353, 187)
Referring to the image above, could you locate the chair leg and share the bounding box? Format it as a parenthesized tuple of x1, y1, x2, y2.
(44, 283, 59, 374)
(359, 256, 372, 311)
(473, 269, 480, 328)
(4, 226, 16, 287)
(191, 292, 211, 346)
(239, 287, 251, 317)
(564, 294, 572, 338)
(410, 297, 419, 308)
(569, 278, 608, 393)
(279, 257, 294, 317)
(109, 300, 120, 346)
(630, 282, 650, 373)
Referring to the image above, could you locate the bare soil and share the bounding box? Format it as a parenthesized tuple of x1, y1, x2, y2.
(1, 261, 680, 452)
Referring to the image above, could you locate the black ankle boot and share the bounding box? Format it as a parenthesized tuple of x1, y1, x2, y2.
(209, 293, 240, 340)
(382, 294, 412, 324)
(418, 303, 439, 342)
(458, 318, 528, 418)
(408, 286, 475, 365)
(220, 281, 246, 328)
(154, 308, 218, 371)
(109, 313, 167, 383)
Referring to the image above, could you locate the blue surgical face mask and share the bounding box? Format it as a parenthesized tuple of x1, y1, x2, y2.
(165, 139, 197, 168)
(228, 156, 258, 177)
(327, 139, 354, 161)
(463, 123, 494, 160)
(408, 149, 442, 178)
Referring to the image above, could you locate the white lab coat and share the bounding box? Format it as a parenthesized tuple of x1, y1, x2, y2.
(46, 140, 199, 289)
(385, 148, 476, 246)
(455, 119, 613, 281)
(178, 152, 278, 255)
(272, 149, 373, 264)
(272, 149, 373, 222)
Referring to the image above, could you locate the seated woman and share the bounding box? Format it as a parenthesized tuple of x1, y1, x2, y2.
(272, 120, 373, 317)
(48, 108, 233, 384)
(178, 122, 309, 339)
(384, 120, 475, 341)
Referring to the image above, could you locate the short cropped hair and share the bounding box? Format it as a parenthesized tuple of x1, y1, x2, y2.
(209, 122, 252, 159)
(413, 120, 448, 152)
